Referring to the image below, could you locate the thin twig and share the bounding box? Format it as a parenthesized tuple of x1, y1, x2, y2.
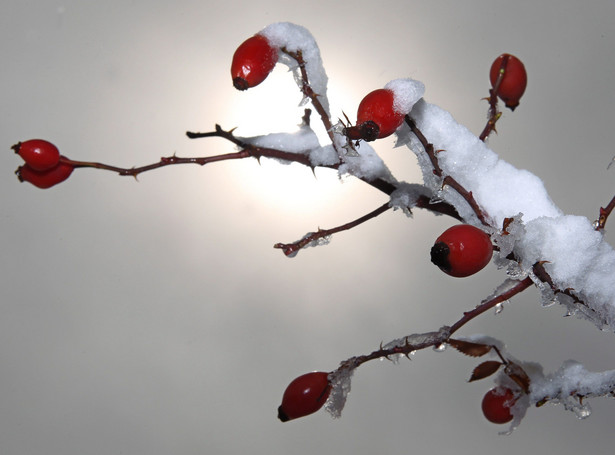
(333, 277, 533, 372)
(479, 54, 509, 141)
(405, 116, 490, 226)
(596, 194, 615, 230)
(281, 48, 343, 157)
(273, 202, 391, 256)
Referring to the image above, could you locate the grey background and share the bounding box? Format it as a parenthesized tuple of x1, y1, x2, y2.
(2, 0, 615, 454)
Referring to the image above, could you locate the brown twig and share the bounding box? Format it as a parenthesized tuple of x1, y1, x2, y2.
(479, 54, 509, 141)
(596, 194, 615, 230)
(60, 122, 462, 222)
(333, 276, 533, 372)
(404, 115, 443, 177)
(273, 202, 391, 257)
(532, 262, 603, 326)
(448, 276, 533, 335)
(281, 48, 343, 157)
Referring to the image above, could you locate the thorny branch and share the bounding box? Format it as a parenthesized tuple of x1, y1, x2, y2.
(596, 194, 615, 230)
(273, 202, 391, 256)
(281, 48, 341, 156)
(404, 112, 597, 324)
(405, 115, 490, 226)
(479, 53, 509, 141)
(332, 276, 533, 376)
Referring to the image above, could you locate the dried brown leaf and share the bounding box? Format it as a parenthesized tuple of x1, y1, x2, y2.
(505, 361, 531, 393)
(469, 361, 503, 382)
(449, 339, 493, 357)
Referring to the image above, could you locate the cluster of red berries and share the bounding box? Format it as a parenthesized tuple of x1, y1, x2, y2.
(13, 139, 74, 189)
(230, 33, 407, 142)
(489, 53, 527, 110)
(230, 34, 523, 423)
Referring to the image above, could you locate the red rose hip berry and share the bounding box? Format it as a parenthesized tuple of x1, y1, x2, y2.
(277, 372, 331, 422)
(482, 387, 516, 424)
(16, 158, 74, 189)
(489, 53, 527, 110)
(231, 34, 278, 91)
(430, 224, 493, 277)
(12, 139, 60, 171)
(346, 88, 405, 141)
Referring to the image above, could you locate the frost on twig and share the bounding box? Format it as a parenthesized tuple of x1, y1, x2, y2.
(530, 361, 615, 418)
(325, 329, 450, 418)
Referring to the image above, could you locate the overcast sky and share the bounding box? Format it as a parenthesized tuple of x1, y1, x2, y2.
(2, 1, 615, 454)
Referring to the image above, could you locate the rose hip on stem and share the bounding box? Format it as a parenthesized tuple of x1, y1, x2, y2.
(277, 372, 331, 422)
(482, 387, 516, 424)
(231, 34, 278, 91)
(345, 88, 405, 141)
(489, 53, 527, 110)
(16, 158, 74, 189)
(430, 224, 493, 277)
(12, 139, 60, 171)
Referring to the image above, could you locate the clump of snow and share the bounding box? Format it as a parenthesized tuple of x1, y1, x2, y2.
(260, 22, 330, 115)
(337, 140, 396, 183)
(384, 78, 425, 115)
(309, 144, 339, 167)
(389, 183, 434, 216)
(243, 126, 321, 158)
(529, 360, 615, 414)
(406, 99, 562, 227)
(325, 366, 354, 418)
(517, 215, 615, 328)
(491, 214, 525, 260)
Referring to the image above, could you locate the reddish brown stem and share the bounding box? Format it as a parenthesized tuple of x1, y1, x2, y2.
(448, 276, 533, 335)
(596, 194, 615, 230)
(442, 175, 490, 226)
(404, 116, 490, 226)
(334, 277, 533, 373)
(61, 150, 253, 176)
(479, 54, 509, 141)
(273, 202, 391, 256)
(281, 49, 342, 157)
(405, 116, 443, 177)
(58, 123, 461, 222)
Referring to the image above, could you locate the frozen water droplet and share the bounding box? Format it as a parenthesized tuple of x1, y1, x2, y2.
(574, 404, 592, 419)
(575, 407, 592, 419)
(542, 296, 558, 308)
(592, 219, 601, 229)
(494, 302, 504, 314)
(433, 343, 447, 352)
(429, 188, 445, 205)
(298, 94, 310, 107)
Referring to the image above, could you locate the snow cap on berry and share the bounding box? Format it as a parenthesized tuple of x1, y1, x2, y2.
(259, 22, 330, 115)
(384, 78, 425, 115)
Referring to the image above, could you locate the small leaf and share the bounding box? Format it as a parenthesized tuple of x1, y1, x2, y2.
(449, 339, 493, 357)
(469, 361, 503, 382)
(505, 361, 531, 393)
